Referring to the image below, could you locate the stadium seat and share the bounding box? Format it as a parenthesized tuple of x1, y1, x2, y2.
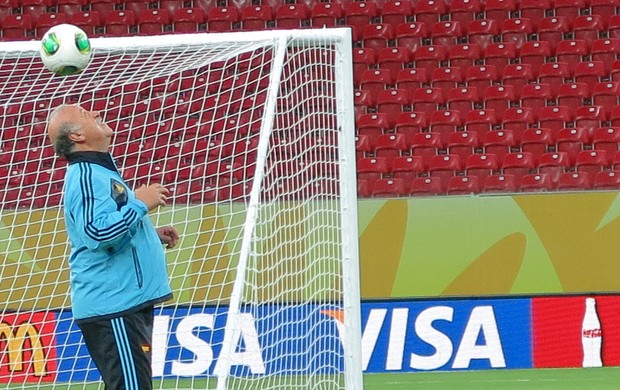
(429, 110, 463, 144)
(611, 105, 620, 127)
(355, 134, 373, 158)
(357, 156, 390, 181)
(72, 11, 103, 36)
(375, 133, 411, 166)
(392, 156, 424, 181)
(464, 109, 498, 138)
(356, 113, 391, 140)
(538, 62, 572, 96)
(414, 0, 446, 26)
(159, 0, 186, 13)
(448, 131, 480, 161)
(592, 82, 620, 107)
(466, 153, 500, 183)
(465, 65, 499, 97)
(501, 18, 533, 49)
(447, 175, 481, 195)
(447, 87, 480, 121)
(241, 5, 273, 30)
(574, 106, 608, 134)
(467, 19, 500, 50)
(449, 0, 482, 28)
(20, 1, 49, 20)
(394, 111, 428, 135)
(411, 132, 443, 168)
(537, 17, 570, 48)
(448, 43, 482, 72)
(357, 179, 372, 197)
(591, 39, 620, 72)
(411, 87, 444, 113)
(593, 170, 620, 190)
(502, 152, 536, 183)
(359, 68, 393, 94)
(592, 127, 620, 162)
(431, 20, 464, 47)
(56, 0, 88, 15)
(103, 10, 136, 36)
(124, 0, 150, 14)
(362, 23, 395, 51)
(590, 0, 620, 23)
(381, 0, 413, 26)
(520, 173, 554, 192)
(428, 154, 463, 181)
(556, 40, 589, 69)
(484, 0, 517, 25)
(172, 8, 206, 33)
(573, 61, 607, 86)
(501, 64, 534, 96)
(521, 128, 554, 161)
(431, 67, 464, 95)
(538, 151, 571, 184)
(1, 14, 33, 40)
(413, 45, 447, 75)
(207, 6, 240, 31)
(274, 3, 309, 29)
(575, 150, 608, 173)
(394, 22, 428, 52)
(345, 1, 378, 31)
(484, 85, 516, 121)
(310, 2, 342, 28)
(557, 127, 589, 165)
(518, 41, 552, 74)
(409, 176, 445, 196)
(371, 178, 408, 198)
(557, 171, 594, 190)
(395, 68, 428, 90)
(484, 42, 516, 70)
(538, 106, 572, 133)
(137, 9, 171, 35)
(557, 83, 590, 112)
(554, 0, 587, 23)
(35, 13, 69, 38)
(483, 174, 517, 193)
(484, 130, 515, 163)
(376, 88, 410, 117)
(572, 15, 606, 46)
(354, 89, 374, 117)
(613, 150, 620, 170)
(520, 84, 553, 112)
(610, 15, 620, 39)
(353, 48, 376, 85)
(519, 0, 551, 27)
(377, 47, 411, 76)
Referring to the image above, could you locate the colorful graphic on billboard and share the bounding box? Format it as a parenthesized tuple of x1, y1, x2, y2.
(0, 311, 57, 383)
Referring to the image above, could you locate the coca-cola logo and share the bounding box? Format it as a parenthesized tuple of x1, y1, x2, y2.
(582, 329, 602, 338)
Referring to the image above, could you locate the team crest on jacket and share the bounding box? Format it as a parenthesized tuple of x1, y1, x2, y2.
(110, 179, 128, 210)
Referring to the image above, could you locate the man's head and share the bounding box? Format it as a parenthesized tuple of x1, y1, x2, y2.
(47, 104, 114, 157)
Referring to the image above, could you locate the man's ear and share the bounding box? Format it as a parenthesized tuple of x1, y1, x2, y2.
(68, 131, 85, 142)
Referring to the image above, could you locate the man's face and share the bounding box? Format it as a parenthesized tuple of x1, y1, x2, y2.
(66, 104, 114, 152)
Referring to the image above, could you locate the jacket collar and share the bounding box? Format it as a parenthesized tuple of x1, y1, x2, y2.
(66, 151, 118, 173)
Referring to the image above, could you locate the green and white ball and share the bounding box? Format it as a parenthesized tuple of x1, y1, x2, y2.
(40, 24, 92, 76)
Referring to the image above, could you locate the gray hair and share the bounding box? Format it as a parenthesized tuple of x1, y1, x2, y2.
(48, 104, 80, 158)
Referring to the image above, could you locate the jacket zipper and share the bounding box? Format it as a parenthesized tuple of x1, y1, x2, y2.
(132, 248, 143, 288)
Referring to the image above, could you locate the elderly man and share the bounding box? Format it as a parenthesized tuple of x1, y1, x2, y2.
(48, 104, 178, 390)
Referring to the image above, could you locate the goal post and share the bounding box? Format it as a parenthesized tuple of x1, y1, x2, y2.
(0, 28, 362, 389)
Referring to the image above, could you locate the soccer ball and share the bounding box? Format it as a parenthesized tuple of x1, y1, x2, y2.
(40, 24, 92, 76)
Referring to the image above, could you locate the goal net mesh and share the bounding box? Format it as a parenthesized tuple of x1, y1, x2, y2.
(0, 30, 358, 389)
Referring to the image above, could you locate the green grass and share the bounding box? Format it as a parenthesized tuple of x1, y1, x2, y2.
(10, 368, 620, 389)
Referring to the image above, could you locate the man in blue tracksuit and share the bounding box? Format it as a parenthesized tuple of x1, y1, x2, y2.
(47, 104, 179, 390)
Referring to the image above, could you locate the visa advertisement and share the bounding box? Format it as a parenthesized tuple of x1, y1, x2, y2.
(2, 295, 620, 383)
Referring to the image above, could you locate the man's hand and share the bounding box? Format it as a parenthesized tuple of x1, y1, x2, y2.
(157, 226, 179, 249)
(135, 183, 169, 211)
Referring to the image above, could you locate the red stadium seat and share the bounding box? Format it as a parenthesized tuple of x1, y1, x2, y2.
(371, 178, 408, 198)
(450, 0, 482, 28)
(464, 109, 498, 138)
(357, 156, 390, 181)
(484, 85, 516, 120)
(484, 0, 517, 25)
(520, 173, 554, 192)
(537, 17, 570, 48)
(35, 13, 69, 38)
(355, 134, 373, 158)
(483, 174, 517, 193)
(1, 14, 33, 40)
(362, 23, 395, 51)
(413, 45, 447, 75)
(394, 22, 428, 52)
(521, 128, 554, 162)
(518, 41, 552, 74)
(392, 156, 424, 181)
(414, 0, 446, 26)
(411, 132, 443, 168)
(381, 0, 413, 26)
(590, 0, 620, 23)
(359, 68, 393, 94)
(502, 152, 536, 183)
(431, 67, 464, 95)
(345, 1, 378, 31)
(409, 176, 445, 196)
(557, 83, 590, 112)
(447, 175, 481, 195)
(103, 10, 136, 36)
(429, 110, 463, 144)
(411, 87, 444, 113)
(575, 149, 608, 173)
(377, 47, 411, 76)
(556, 40, 589, 69)
(501, 18, 533, 49)
(208, 6, 240, 32)
(592, 82, 620, 107)
(573, 61, 607, 86)
(466, 153, 500, 183)
(428, 154, 463, 181)
(519, 0, 551, 27)
(520, 84, 553, 112)
(448, 43, 482, 72)
(501, 64, 534, 96)
(554, 0, 587, 23)
(591, 39, 620, 72)
(468, 19, 500, 50)
(137, 9, 171, 35)
(354, 89, 374, 118)
(56, 0, 88, 15)
(448, 131, 480, 161)
(356, 113, 391, 139)
(594, 170, 620, 190)
(431, 20, 464, 47)
(557, 127, 589, 165)
(394, 111, 428, 135)
(557, 171, 594, 190)
(538, 106, 572, 133)
(274, 3, 309, 29)
(465, 65, 499, 97)
(484, 130, 515, 163)
(574, 106, 608, 134)
(538, 62, 572, 96)
(538, 151, 571, 184)
(353, 48, 376, 85)
(310, 2, 342, 28)
(572, 15, 606, 46)
(484, 42, 516, 70)
(376, 89, 410, 118)
(592, 127, 620, 162)
(447, 87, 480, 121)
(611, 105, 620, 127)
(395, 68, 428, 90)
(72, 11, 103, 36)
(172, 7, 206, 33)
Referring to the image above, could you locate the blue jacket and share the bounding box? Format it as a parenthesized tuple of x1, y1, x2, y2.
(63, 151, 172, 322)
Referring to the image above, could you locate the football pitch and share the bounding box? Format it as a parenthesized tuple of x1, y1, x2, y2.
(14, 367, 620, 389)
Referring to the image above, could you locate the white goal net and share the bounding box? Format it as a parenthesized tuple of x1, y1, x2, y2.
(0, 29, 361, 389)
